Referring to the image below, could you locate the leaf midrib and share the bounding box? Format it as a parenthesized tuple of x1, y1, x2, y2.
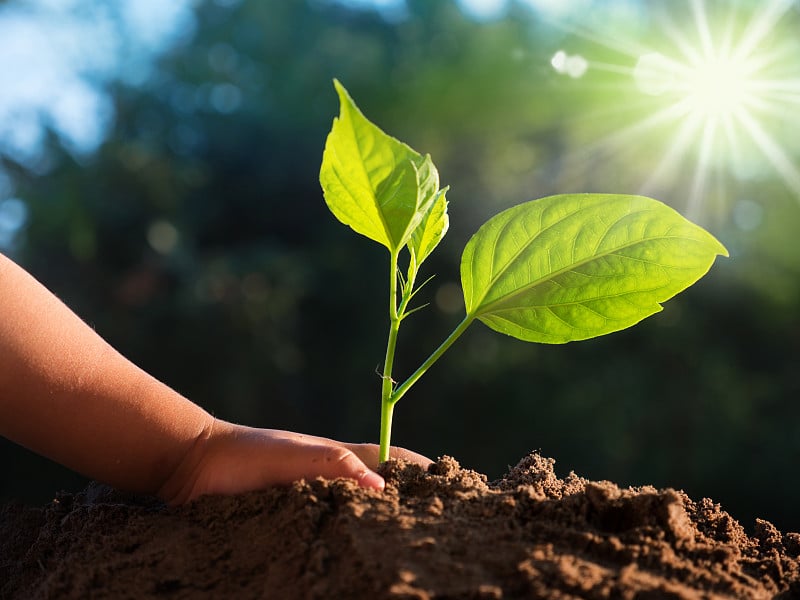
(348, 111, 425, 249)
(479, 277, 673, 314)
(470, 231, 700, 318)
(467, 203, 642, 314)
(344, 112, 395, 246)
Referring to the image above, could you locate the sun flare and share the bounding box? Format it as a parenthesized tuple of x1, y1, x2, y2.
(681, 54, 753, 118)
(550, 0, 800, 220)
(635, 49, 758, 119)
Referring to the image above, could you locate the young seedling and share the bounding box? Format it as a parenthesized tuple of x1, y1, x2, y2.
(320, 80, 728, 463)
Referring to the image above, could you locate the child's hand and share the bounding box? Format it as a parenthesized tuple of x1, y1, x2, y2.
(159, 422, 432, 504)
(0, 254, 432, 505)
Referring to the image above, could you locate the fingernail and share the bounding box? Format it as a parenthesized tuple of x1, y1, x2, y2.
(360, 470, 385, 491)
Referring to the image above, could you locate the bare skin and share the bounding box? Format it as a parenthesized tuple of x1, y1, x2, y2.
(0, 254, 431, 504)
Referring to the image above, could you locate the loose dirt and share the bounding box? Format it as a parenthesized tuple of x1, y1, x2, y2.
(1, 452, 798, 599)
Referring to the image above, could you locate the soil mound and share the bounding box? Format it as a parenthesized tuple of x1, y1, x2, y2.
(1, 453, 798, 599)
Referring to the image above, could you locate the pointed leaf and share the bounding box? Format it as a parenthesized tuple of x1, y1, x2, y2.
(408, 186, 449, 269)
(407, 153, 442, 237)
(461, 194, 728, 344)
(320, 80, 434, 251)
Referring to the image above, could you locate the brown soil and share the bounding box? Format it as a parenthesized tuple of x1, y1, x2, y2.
(1, 453, 798, 599)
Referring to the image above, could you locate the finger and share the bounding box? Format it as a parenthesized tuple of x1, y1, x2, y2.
(388, 446, 434, 467)
(344, 443, 433, 470)
(263, 443, 387, 490)
(309, 444, 385, 490)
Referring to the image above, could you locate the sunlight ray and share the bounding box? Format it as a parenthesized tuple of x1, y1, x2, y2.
(716, 3, 739, 58)
(640, 115, 703, 196)
(567, 102, 691, 168)
(690, 0, 714, 58)
(535, 13, 651, 62)
(582, 61, 637, 76)
(737, 109, 800, 197)
(657, 9, 703, 65)
(687, 119, 718, 219)
(732, 0, 795, 63)
(753, 78, 800, 108)
(740, 45, 792, 74)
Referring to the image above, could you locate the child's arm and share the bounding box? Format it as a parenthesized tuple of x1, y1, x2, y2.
(0, 254, 429, 504)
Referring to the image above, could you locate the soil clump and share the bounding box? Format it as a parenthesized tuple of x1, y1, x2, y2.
(1, 452, 798, 599)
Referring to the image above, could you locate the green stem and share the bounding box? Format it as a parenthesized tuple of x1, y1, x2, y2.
(379, 399, 395, 463)
(388, 314, 475, 407)
(379, 249, 402, 463)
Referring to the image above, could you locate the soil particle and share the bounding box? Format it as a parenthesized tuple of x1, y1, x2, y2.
(1, 452, 798, 599)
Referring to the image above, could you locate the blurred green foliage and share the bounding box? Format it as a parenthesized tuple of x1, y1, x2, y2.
(1, 0, 799, 532)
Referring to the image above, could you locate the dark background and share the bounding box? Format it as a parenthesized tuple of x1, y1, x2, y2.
(1, 0, 798, 531)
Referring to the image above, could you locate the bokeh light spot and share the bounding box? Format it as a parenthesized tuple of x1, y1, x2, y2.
(732, 199, 764, 231)
(146, 220, 179, 255)
(435, 281, 464, 315)
(551, 50, 588, 78)
(210, 83, 243, 114)
(458, 0, 507, 21)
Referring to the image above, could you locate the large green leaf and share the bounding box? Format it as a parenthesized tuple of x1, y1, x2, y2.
(319, 80, 438, 252)
(461, 194, 728, 343)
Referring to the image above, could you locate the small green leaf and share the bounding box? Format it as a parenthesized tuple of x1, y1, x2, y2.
(461, 194, 728, 344)
(408, 186, 449, 270)
(320, 80, 436, 252)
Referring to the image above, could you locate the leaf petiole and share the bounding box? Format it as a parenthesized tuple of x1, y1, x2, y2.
(379, 312, 475, 462)
(388, 314, 475, 407)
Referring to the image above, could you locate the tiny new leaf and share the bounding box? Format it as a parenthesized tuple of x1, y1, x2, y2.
(407, 187, 449, 274)
(320, 80, 440, 253)
(461, 193, 728, 343)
